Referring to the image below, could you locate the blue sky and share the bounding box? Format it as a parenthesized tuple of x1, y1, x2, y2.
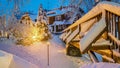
(0, 0, 89, 18)
(0, 0, 69, 15)
(22, 0, 69, 13)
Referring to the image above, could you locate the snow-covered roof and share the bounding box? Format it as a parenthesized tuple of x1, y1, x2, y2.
(51, 21, 72, 25)
(47, 9, 70, 17)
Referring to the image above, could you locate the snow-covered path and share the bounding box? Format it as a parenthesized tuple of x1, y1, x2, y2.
(0, 35, 80, 68)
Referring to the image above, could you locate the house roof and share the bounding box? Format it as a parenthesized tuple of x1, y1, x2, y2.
(51, 21, 72, 25)
(47, 8, 70, 17)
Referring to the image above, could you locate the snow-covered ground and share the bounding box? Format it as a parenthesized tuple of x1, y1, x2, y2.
(0, 34, 91, 68)
(80, 62, 120, 68)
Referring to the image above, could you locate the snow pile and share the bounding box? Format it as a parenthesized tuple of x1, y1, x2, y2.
(0, 50, 13, 68)
(80, 62, 120, 68)
(67, 54, 92, 68)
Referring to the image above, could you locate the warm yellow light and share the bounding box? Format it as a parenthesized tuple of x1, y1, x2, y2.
(32, 36, 37, 40)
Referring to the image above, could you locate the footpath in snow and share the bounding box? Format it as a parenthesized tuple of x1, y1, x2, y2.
(0, 34, 91, 68)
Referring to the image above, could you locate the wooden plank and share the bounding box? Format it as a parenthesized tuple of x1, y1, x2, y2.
(93, 50, 112, 58)
(80, 18, 106, 54)
(66, 26, 80, 44)
(102, 55, 115, 63)
(80, 19, 96, 33)
(118, 17, 120, 52)
(59, 32, 66, 39)
(107, 11, 111, 32)
(115, 15, 117, 38)
(63, 4, 102, 32)
(118, 17, 120, 40)
(71, 35, 81, 42)
(101, 1, 120, 16)
(109, 12, 112, 33)
(88, 51, 99, 63)
(91, 44, 114, 50)
(111, 13, 114, 35)
(71, 32, 86, 42)
(70, 41, 80, 49)
(105, 11, 109, 39)
(62, 30, 72, 41)
(108, 33, 120, 46)
(112, 50, 120, 63)
(91, 38, 114, 50)
(94, 50, 120, 63)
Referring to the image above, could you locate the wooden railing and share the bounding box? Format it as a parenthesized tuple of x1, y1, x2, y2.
(66, 25, 80, 44)
(61, 1, 120, 63)
(106, 10, 120, 52)
(63, 1, 120, 32)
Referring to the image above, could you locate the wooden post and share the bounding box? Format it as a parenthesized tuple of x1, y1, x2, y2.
(88, 51, 99, 63)
(118, 17, 120, 40)
(118, 17, 120, 52)
(105, 11, 109, 40)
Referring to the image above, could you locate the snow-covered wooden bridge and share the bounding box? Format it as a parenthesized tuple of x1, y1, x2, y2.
(60, 1, 120, 63)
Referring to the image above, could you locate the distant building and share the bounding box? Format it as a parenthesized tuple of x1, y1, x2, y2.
(20, 13, 33, 26)
(46, 6, 84, 33)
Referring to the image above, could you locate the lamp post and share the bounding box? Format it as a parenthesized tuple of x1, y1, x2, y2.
(47, 41, 50, 66)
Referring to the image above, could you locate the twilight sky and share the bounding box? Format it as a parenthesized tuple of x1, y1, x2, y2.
(22, 0, 69, 13)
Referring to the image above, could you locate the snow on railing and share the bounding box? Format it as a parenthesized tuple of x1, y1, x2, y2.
(66, 25, 80, 44)
(62, 1, 120, 54)
(63, 1, 120, 32)
(61, 1, 120, 63)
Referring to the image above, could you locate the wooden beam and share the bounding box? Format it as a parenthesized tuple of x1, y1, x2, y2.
(90, 38, 116, 50)
(70, 41, 80, 49)
(102, 55, 115, 63)
(108, 33, 120, 46)
(90, 44, 115, 50)
(66, 25, 80, 44)
(80, 18, 106, 54)
(101, 1, 120, 16)
(63, 4, 102, 31)
(118, 17, 120, 40)
(59, 32, 66, 39)
(64, 1, 120, 31)
(113, 50, 120, 63)
(93, 50, 112, 57)
(88, 51, 99, 63)
(62, 30, 72, 41)
(71, 35, 80, 42)
(93, 50, 120, 63)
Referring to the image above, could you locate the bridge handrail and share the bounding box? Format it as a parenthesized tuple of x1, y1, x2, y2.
(63, 1, 120, 32)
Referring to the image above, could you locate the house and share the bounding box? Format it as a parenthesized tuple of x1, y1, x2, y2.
(47, 9, 67, 25)
(47, 6, 84, 33)
(20, 13, 33, 26)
